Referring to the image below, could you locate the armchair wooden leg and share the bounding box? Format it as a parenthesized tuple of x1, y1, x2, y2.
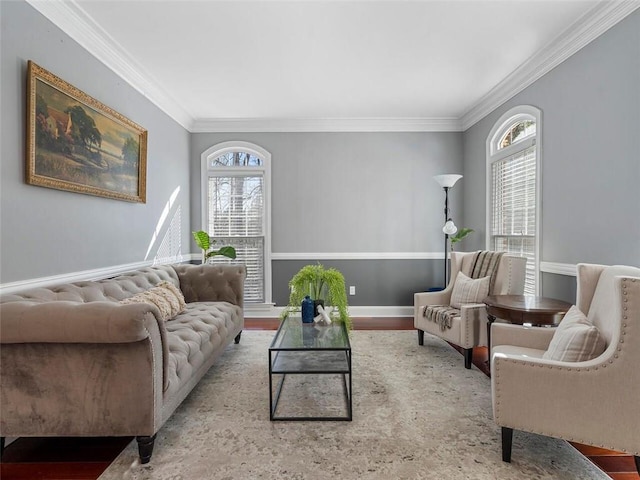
(417, 329, 424, 346)
(234, 331, 242, 344)
(136, 434, 156, 464)
(501, 427, 513, 463)
(463, 348, 473, 369)
(634, 455, 640, 475)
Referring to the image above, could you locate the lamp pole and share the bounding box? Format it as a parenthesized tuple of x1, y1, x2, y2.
(443, 186, 450, 287)
(433, 174, 462, 289)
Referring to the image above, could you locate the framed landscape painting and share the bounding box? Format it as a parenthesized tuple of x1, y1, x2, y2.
(26, 61, 147, 203)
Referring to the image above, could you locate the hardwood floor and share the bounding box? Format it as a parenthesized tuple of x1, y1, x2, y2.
(1, 317, 636, 480)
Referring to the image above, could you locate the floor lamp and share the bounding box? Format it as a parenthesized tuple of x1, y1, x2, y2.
(434, 174, 462, 287)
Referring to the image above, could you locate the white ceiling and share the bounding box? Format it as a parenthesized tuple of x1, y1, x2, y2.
(28, 0, 639, 131)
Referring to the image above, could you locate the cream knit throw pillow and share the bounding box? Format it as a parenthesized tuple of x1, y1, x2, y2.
(120, 282, 186, 321)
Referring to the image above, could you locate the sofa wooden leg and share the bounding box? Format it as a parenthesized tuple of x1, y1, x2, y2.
(501, 427, 513, 463)
(417, 329, 424, 346)
(234, 331, 242, 344)
(463, 348, 473, 369)
(634, 455, 640, 475)
(136, 434, 156, 464)
(0, 437, 5, 458)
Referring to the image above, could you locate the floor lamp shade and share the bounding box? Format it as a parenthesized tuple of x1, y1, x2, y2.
(434, 174, 462, 189)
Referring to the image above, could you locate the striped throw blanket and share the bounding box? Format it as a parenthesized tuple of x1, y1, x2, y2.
(424, 305, 461, 331)
(469, 250, 504, 294)
(424, 250, 504, 330)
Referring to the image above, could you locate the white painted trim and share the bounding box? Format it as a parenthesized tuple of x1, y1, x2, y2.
(25, 0, 193, 130)
(190, 117, 462, 133)
(244, 303, 277, 317)
(540, 261, 578, 277)
(27, 1, 638, 134)
(486, 105, 542, 295)
(271, 252, 443, 260)
(461, 1, 640, 130)
(0, 256, 577, 300)
(348, 306, 414, 317)
(264, 305, 413, 319)
(0, 255, 188, 295)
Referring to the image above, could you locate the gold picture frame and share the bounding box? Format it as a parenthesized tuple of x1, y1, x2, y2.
(26, 61, 147, 203)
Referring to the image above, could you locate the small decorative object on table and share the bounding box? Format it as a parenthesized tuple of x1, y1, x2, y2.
(301, 295, 314, 323)
(314, 304, 332, 325)
(313, 299, 324, 317)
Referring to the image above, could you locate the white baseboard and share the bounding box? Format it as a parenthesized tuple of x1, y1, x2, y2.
(246, 305, 413, 318)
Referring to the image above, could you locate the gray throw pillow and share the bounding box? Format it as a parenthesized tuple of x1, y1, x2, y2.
(450, 271, 491, 308)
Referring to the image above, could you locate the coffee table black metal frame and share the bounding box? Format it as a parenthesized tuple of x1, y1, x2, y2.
(269, 315, 352, 421)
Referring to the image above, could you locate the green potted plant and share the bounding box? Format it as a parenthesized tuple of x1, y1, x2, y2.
(450, 227, 474, 251)
(192, 230, 237, 263)
(282, 263, 352, 331)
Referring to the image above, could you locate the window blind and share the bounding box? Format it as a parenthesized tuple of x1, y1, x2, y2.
(207, 175, 265, 303)
(491, 146, 536, 294)
(207, 237, 265, 303)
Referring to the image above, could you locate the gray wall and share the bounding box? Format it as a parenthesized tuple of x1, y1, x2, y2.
(0, 1, 191, 283)
(5, 1, 636, 308)
(461, 10, 640, 302)
(192, 132, 463, 305)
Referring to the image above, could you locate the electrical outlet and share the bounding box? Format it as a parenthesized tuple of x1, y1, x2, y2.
(349, 286, 356, 295)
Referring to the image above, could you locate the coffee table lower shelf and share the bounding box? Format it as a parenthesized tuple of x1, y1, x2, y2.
(269, 350, 352, 421)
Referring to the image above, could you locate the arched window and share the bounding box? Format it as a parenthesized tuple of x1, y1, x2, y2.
(201, 142, 271, 304)
(486, 106, 541, 295)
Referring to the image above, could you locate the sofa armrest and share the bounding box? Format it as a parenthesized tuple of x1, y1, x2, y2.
(0, 322, 165, 438)
(0, 301, 163, 344)
(172, 264, 246, 306)
(490, 322, 556, 351)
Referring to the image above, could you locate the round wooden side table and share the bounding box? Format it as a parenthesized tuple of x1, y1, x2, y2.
(484, 294, 573, 352)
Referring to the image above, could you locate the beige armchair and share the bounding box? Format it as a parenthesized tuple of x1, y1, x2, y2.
(414, 251, 526, 368)
(491, 263, 640, 473)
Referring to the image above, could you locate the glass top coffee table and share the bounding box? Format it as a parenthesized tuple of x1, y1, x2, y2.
(269, 314, 352, 421)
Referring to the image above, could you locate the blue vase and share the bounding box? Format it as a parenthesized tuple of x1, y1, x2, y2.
(301, 295, 314, 323)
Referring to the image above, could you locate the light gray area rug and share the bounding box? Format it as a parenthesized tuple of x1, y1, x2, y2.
(99, 330, 607, 480)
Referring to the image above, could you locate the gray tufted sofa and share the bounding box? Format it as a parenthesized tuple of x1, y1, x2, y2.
(0, 263, 246, 463)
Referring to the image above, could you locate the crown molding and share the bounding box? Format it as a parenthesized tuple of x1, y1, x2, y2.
(190, 117, 463, 133)
(27, 0, 639, 134)
(461, 0, 640, 130)
(25, 0, 194, 130)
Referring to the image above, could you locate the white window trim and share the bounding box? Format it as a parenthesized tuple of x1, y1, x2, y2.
(200, 141, 272, 305)
(485, 105, 542, 295)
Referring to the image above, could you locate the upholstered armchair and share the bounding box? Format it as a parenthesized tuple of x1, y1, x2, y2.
(491, 263, 640, 473)
(414, 251, 526, 368)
